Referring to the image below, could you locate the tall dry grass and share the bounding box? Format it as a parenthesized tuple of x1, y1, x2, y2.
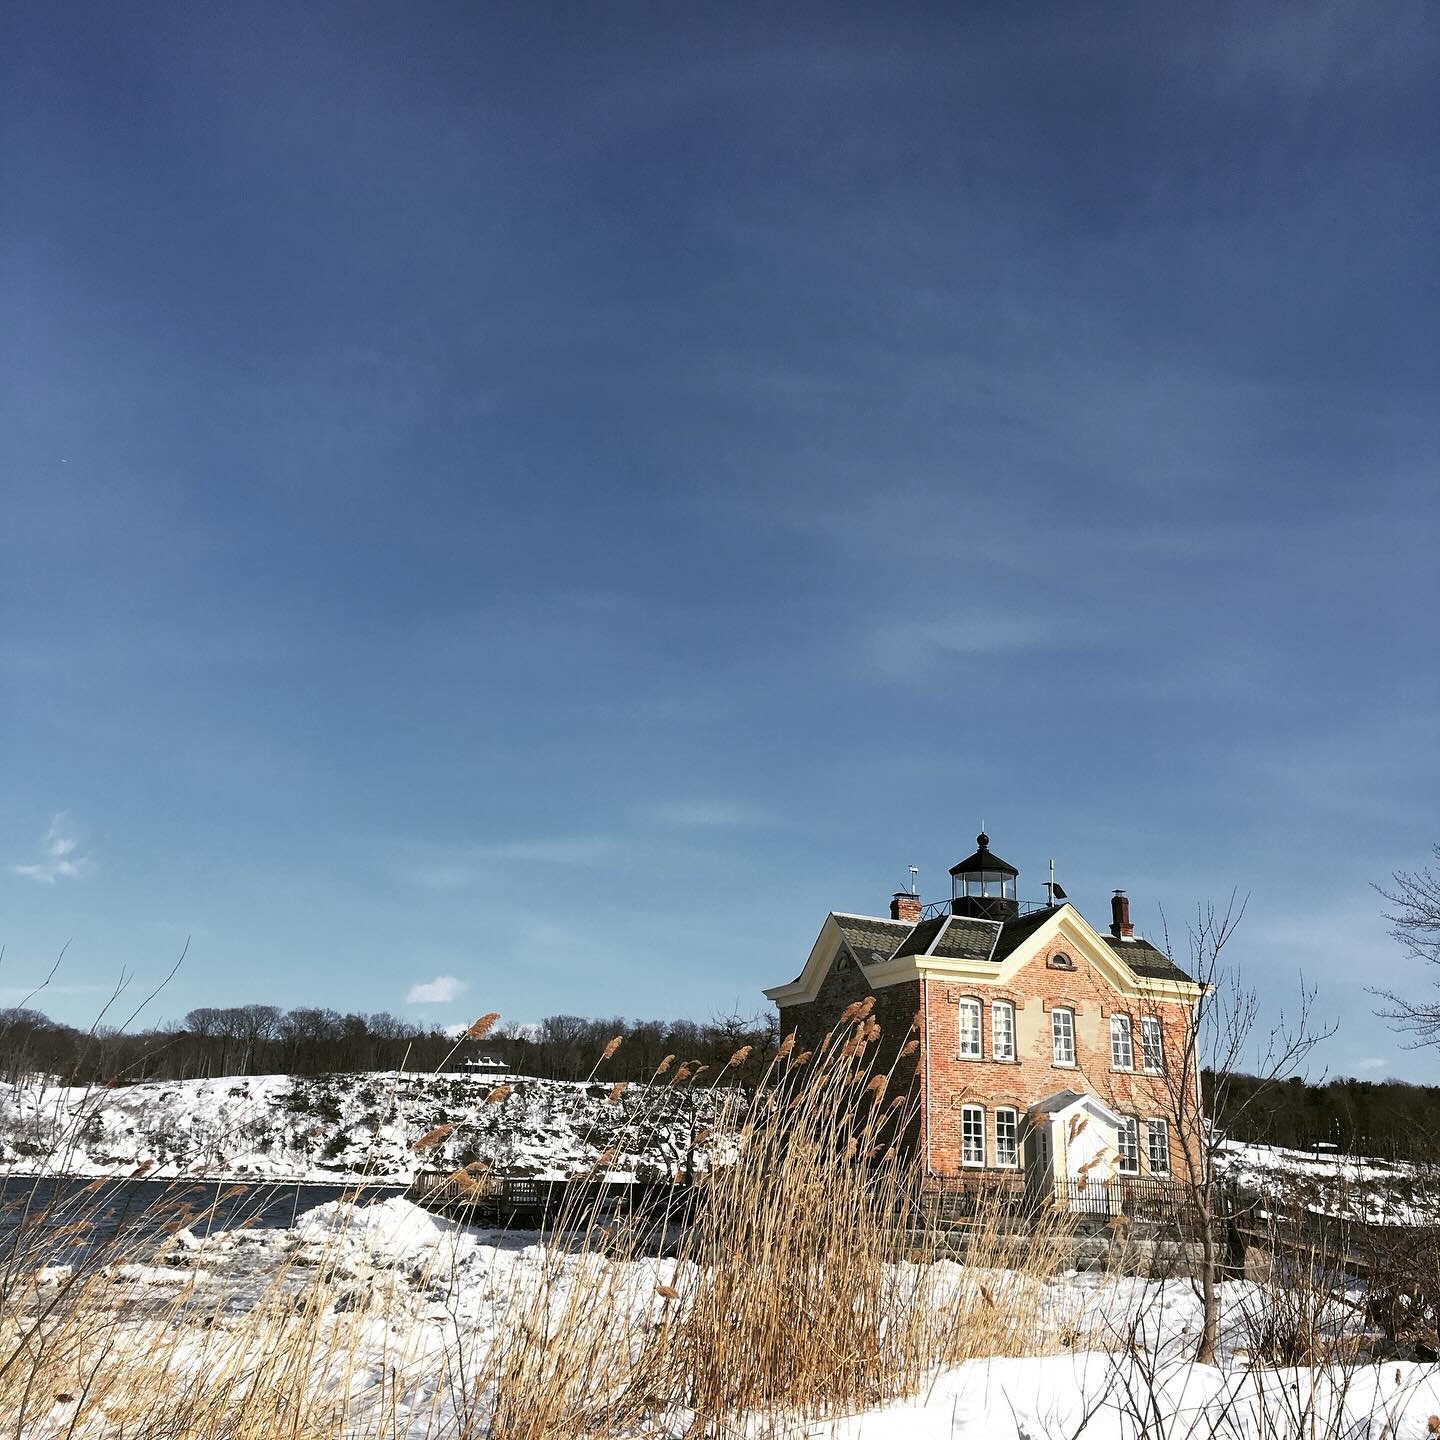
(0, 1005, 1075, 1438)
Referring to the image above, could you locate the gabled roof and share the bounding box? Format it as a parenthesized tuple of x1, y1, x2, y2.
(930, 915, 1001, 959)
(841, 904, 1198, 985)
(1027, 1088, 1088, 1116)
(1102, 935, 1194, 984)
(833, 914, 913, 965)
(990, 905, 1064, 962)
(890, 916, 949, 959)
(890, 913, 1002, 961)
(1027, 1088, 1123, 1127)
(767, 898, 1204, 1009)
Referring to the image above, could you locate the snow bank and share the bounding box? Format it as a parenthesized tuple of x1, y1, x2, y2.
(0, 1071, 721, 1183)
(15, 1191, 1439, 1439)
(811, 1353, 1440, 1440)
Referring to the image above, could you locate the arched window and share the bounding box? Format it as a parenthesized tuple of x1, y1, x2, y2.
(957, 998, 982, 1059)
(1051, 1007, 1075, 1066)
(1147, 1119, 1171, 1175)
(961, 1104, 985, 1167)
(991, 1001, 1015, 1061)
(995, 1107, 1019, 1168)
(1141, 1016, 1164, 1074)
(1110, 1014, 1133, 1071)
(1118, 1117, 1140, 1175)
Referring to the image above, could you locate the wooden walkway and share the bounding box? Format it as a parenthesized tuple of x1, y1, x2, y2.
(407, 1170, 699, 1227)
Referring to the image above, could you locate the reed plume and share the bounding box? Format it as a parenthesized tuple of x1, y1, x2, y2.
(411, 1123, 453, 1151)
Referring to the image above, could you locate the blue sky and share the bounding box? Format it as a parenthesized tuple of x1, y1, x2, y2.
(2, 1, 1437, 1081)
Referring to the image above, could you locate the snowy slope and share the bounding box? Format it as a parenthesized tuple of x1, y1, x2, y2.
(0, 1072, 721, 1183)
(1215, 1138, 1439, 1225)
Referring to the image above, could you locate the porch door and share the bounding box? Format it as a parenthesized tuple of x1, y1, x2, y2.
(1028, 1122, 1053, 1203)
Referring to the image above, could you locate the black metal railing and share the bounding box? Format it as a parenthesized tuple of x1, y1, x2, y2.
(919, 898, 1058, 921)
(920, 1172, 1195, 1223)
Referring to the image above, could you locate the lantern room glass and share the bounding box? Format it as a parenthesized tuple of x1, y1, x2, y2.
(953, 870, 1015, 902)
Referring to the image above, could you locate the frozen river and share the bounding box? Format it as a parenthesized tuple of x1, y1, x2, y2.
(1, 1174, 406, 1266)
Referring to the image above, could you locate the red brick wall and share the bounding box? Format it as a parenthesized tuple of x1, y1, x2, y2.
(775, 935, 1197, 1181)
(920, 945, 1196, 1179)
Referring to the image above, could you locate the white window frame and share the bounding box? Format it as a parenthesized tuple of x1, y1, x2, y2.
(1140, 1016, 1164, 1075)
(1118, 1116, 1140, 1175)
(1051, 1007, 1075, 1066)
(957, 998, 982, 1059)
(1147, 1119, 1170, 1175)
(1110, 1013, 1133, 1071)
(991, 1000, 1015, 1061)
(961, 1104, 985, 1168)
(994, 1107, 1019, 1168)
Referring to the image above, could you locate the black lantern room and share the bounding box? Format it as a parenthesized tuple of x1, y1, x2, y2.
(949, 833, 1019, 921)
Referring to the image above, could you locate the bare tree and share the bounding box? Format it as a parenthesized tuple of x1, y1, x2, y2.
(1149, 895, 1334, 1364)
(1372, 844, 1440, 1044)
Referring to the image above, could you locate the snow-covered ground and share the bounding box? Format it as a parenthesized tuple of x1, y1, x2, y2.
(14, 1196, 1439, 1440)
(0, 1071, 720, 1182)
(1217, 1139, 1440, 1225)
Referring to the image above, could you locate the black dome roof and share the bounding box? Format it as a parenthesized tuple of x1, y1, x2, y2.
(948, 832, 1019, 877)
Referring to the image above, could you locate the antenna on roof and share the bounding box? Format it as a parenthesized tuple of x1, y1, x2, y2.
(1046, 858, 1069, 906)
(907, 866, 919, 897)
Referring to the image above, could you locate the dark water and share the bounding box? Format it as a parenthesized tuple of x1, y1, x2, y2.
(0, 1175, 406, 1267)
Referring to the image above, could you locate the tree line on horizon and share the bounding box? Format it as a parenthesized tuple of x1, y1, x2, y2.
(3, 999, 1439, 1157)
(0, 1004, 779, 1091)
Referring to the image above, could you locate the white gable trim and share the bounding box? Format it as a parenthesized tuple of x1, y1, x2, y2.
(763, 914, 871, 1007)
(1027, 1088, 1124, 1130)
(865, 905, 1203, 1002)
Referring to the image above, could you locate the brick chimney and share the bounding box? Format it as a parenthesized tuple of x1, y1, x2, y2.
(890, 891, 922, 923)
(1110, 889, 1134, 940)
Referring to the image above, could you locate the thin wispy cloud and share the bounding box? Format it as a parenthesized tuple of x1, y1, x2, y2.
(12, 814, 93, 884)
(866, 614, 1062, 678)
(648, 799, 774, 829)
(398, 836, 620, 890)
(1350, 1057, 1389, 1073)
(0, 983, 113, 1004)
(406, 975, 467, 1004)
